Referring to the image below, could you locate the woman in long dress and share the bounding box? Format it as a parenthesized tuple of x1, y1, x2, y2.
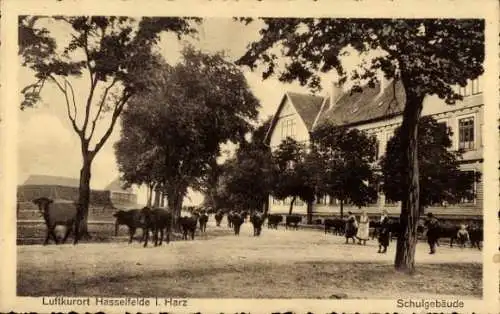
(345, 211, 358, 244)
(356, 210, 370, 245)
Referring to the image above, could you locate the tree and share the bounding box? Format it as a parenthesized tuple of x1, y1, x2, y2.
(381, 116, 481, 207)
(116, 46, 260, 228)
(19, 16, 199, 237)
(219, 118, 274, 212)
(271, 138, 314, 215)
(237, 18, 483, 273)
(310, 123, 378, 218)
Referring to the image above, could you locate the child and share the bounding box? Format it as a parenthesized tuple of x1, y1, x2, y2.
(457, 224, 470, 248)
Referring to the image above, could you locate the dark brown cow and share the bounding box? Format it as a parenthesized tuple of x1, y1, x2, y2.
(32, 197, 81, 245)
(179, 213, 198, 240)
(139, 207, 172, 247)
(250, 212, 265, 236)
(198, 211, 209, 232)
(232, 213, 245, 235)
(113, 209, 146, 244)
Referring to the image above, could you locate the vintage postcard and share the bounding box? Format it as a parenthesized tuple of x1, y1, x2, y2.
(1, 0, 499, 313)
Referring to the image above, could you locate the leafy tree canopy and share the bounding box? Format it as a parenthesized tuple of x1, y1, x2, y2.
(381, 116, 481, 208)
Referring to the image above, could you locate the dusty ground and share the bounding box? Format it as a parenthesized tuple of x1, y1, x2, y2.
(17, 218, 482, 299)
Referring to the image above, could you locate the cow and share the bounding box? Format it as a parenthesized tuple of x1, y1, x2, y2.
(435, 224, 460, 247)
(32, 197, 81, 245)
(214, 210, 224, 227)
(198, 211, 209, 233)
(468, 224, 483, 250)
(250, 212, 265, 236)
(267, 214, 283, 229)
(227, 211, 235, 228)
(179, 213, 199, 240)
(324, 218, 344, 235)
(139, 207, 172, 247)
(113, 209, 146, 244)
(285, 215, 301, 230)
(232, 212, 245, 235)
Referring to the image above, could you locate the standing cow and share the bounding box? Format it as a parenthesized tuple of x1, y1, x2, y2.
(140, 207, 172, 247)
(198, 211, 209, 233)
(250, 212, 265, 236)
(232, 212, 245, 235)
(214, 210, 224, 227)
(113, 209, 146, 243)
(32, 197, 81, 245)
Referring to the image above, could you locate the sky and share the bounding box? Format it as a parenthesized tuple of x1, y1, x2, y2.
(17, 17, 363, 205)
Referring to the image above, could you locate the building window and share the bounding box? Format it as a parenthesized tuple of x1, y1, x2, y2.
(281, 118, 296, 140)
(471, 78, 481, 95)
(458, 117, 475, 150)
(458, 170, 477, 204)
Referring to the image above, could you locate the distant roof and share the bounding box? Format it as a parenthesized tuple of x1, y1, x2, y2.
(314, 80, 406, 128)
(105, 177, 133, 193)
(286, 92, 325, 130)
(22, 175, 80, 187)
(264, 92, 326, 144)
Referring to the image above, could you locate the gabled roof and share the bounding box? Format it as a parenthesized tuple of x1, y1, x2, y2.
(286, 92, 325, 130)
(22, 175, 80, 187)
(264, 92, 325, 144)
(314, 80, 406, 128)
(105, 177, 133, 193)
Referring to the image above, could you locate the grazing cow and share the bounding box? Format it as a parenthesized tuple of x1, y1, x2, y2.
(325, 218, 344, 235)
(113, 209, 146, 243)
(140, 207, 172, 247)
(250, 212, 265, 236)
(215, 210, 224, 227)
(285, 215, 301, 230)
(179, 214, 198, 240)
(469, 224, 483, 250)
(198, 211, 209, 232)
(267, 214, 282, 229)
(32, 197, 81, 245)
(232, 213, 245, 235)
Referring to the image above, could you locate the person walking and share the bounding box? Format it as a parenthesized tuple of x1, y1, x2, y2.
(425, 212, 440, 254)
(457, 223, 470, 248)
(377, 209, 390, 253)
(345, 211, 358, 244)
(356, 210, 370, 245)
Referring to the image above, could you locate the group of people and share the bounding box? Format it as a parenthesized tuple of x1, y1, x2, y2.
(343, 210, 449, 255)
(344, 209, 391, 253)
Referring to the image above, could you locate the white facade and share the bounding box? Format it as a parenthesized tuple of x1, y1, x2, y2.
(268, 78, 484, 216)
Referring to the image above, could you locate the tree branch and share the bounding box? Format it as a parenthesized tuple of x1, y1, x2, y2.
(92, 91, 132, 154)
(49, 75, 83, 137)
(87, 77, 118, 141)
(81, 24, 99, 135)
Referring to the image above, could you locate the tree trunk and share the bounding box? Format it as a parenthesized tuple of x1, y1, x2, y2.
(306, 200, 313, 224)
(394, 82, 424, 274)
(160, 191, 165, 207)
(340, 198, 344, 219)
(153, 188, 160, 207)
(263, 196, 269, 215)
(146, 183, 153, 207)
(288, 196, 296, 215)
(77, 155, 93, 240)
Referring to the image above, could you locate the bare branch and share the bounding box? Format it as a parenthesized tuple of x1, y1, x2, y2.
(49, 74, 83, 137)
(87, 77, 118, 141)
(92, 91, 132, 154)
(81, 23, 99, 134)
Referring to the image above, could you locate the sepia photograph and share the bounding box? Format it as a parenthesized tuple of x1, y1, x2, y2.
(1, 0, 499, 313)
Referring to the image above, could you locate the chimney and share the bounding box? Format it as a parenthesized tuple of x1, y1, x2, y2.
(329, 81, 343, 109)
